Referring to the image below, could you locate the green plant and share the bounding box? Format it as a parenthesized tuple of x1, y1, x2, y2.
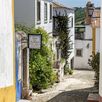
(68, 69, 73, 75)
(64, 63, 69, 75)
(55, 15, 72, 59)
(88, 52, 100, 87)
(54, 15, 73, 67)
(75, 7, 85, 25)
(29, 28, 56, 91)
(30, 53, 54, 90)
(61, 58, 65, 64)
(64, 62, 73, 75)
(15, 25, 56, 91)
(15, 24, 31, 34)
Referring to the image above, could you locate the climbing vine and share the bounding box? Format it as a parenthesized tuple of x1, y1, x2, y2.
(54, 15, 72, 61)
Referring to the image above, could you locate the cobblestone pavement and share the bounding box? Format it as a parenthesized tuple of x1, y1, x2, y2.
(31, 70, 98, 102)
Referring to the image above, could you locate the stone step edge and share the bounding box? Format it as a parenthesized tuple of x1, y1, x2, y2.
(87, 93, 99, 102)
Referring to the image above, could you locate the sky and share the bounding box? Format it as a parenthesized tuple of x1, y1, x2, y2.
(58, 0, 101, 8)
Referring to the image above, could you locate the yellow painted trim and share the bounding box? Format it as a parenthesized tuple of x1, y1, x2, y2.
(0, 86, 16, 102)
(12, 0, 16, 101)
(92, 27, 96, 54)
(12, 0, 16, 86)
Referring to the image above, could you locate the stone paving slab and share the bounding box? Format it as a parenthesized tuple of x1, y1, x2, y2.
(87, 93, 99, 102)
(18, 99, 31, 102)
(32, 70, 97, 102)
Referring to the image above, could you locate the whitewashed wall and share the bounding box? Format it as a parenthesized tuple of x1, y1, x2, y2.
(0, 0, 14, 88)
(15, 0, 53, 34)
(35, 0, 53, 34)
(74, 25, 100, 69)
(96, 28, 100, 52)
(99, 3, 102, 97)
(74, 25, 92, 69)
(68, 13, 75, 69)
(53, 7, 75, 69)
(85, 25, 92, 39)
(74, 40, 92, 69)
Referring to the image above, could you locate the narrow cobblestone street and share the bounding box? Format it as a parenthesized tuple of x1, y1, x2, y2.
(31, 70, 97, 102)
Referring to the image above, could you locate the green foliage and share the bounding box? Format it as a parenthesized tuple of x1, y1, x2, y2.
(64, 62, 73, 75)
(64, 62, 69, 75)
(55, 15, 72, 61)
(30, 52, 54, 90)
(15, 24, 31, 34)
(68, 69, 73, 75)
(29, 28, 56, 90)
(75, 7, 85, 25)
(88, 53, 100, 87)
(15, 25, 56, 91)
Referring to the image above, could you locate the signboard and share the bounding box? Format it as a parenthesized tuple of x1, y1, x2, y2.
(28, 34, 42, 49)
(0, 0, 14, 88)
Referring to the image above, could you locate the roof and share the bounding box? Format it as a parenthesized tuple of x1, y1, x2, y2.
(52, 1, 74, 11)
(95, 7, 101, 10)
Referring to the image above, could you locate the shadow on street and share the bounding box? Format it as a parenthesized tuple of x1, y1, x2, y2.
(47, 87, 98, 102)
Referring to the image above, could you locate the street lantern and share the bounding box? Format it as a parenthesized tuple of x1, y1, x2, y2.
(86, 1, 94, 17)
(86, 2, 96, 54)
(88, 8, 94, 17)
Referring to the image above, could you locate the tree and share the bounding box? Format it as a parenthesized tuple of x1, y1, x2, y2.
(54, 15, 72, 63)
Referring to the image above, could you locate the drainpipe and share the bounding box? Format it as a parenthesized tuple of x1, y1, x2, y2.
(92, 23, 96, 54)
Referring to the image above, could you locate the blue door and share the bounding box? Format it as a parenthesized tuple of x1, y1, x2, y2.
(16, 40, 22, 101)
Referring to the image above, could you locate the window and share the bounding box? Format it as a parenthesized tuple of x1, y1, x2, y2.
(75, 27, 85, 40)
(53, 17, 57, 30)
(68, 16, 73, 28)
(76, 49, 83, 57)
(75, 33, 84, 40)
(44, 3, 47, 21)
(75, 27, 85, 33)
(37, 0, 41, 22)
(50, 4, 52, 20)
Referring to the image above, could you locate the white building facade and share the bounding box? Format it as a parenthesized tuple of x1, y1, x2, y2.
(74, 25, 100, 69)
(74, 25, 92, 69)
(74, 6, 100, 69)
(15, 0, 53, 100)
(53, 1, 75, 70)
(15, 0, 53, 34)
(0, 0, 16, 101)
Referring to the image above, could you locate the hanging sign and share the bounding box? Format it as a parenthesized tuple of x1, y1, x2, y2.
(28, 34, 42, 49)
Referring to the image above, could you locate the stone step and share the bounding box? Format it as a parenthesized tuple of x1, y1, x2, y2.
(18, 99, 31, 102)
(87, 93, 99, 102)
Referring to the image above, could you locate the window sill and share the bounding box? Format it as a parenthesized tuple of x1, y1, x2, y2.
(44, 20, 48, 24)
(49, 19, 52, 23)
(37, 21, 41, 25)
(76, 56, 83, 57)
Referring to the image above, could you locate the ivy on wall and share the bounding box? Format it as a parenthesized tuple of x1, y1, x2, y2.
(54, 15, 73, 61)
